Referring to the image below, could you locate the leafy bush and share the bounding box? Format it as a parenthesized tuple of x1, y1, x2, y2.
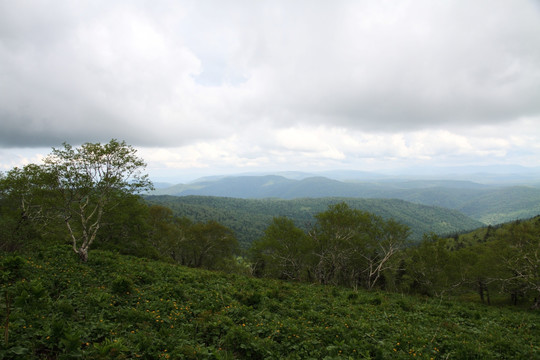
(110, 276, 134, 295)
(1, 246, 538, 359)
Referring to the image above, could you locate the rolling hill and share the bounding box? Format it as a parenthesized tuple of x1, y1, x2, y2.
(145, 195, 484, 246)
(151, 175, 540, 225)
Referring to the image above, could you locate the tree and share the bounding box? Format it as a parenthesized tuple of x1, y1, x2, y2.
(97, 195, 159, 259)
(459, 243, 503, 305)
(250, 217, 314, 281)
(309, 203, 408, 289)
(0, 165, 59, 251)
(183, 221, 239, 270)
(400, 234, 463, 297)
(43, 139, 152, 262)
(363, 217, 410, 290)
(495, 218, 540, 307)
(310, 203, 368, 286)
(145, 205, 192, 262)
(147, 205, 179, 253)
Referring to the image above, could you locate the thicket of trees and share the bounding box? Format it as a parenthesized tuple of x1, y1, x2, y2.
(0, 140, 239, 270)
(250, 203, 409, 290)
(146, 204, 239, 270)
(391, 218, 540, 308)
(1, 140, 539, 307)
(248, 203, 539, 308)
(0, 140, 152, 261)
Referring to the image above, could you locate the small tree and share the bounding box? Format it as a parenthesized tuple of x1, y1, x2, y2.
(401, 234, 461, 297)
(250, 217, 314, 281)
(0, 165, 58, 251)
(43, 139, 152, 262)
(495, 218, 540, 307)
(186, 221, 239, 270)
(310, 203, 408, 289)
(310, 203, 367, 286)
(98, 195, 158, 259)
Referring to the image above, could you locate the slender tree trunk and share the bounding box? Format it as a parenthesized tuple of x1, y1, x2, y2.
(478, 280, 485, 303)
(4, 291, 10, 346)
(78, 247, 89, 262)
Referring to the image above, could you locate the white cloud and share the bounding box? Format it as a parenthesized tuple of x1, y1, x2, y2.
(1, 0, 540, 179)
(0, 147, 48, 171)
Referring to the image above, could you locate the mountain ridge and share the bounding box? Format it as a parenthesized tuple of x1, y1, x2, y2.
(151, 174, 540, 224)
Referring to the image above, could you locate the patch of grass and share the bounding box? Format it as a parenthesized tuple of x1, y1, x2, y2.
(1, 245, 539, 359)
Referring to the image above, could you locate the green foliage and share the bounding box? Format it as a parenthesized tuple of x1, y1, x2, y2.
(398, 217, 540, 307)
(1, 255, 26, 283)
(146, 195, 482, 246)
(96, 194, 160, 260)
(111, 276, 134, 295)
(399, 234, 460, 296)
(43, 139, 153, 261)
(250, 217, 313, 281)
(252, 203, 408, 290)
(1, 246, 538, 359)
(493, 217, 540, 306)
(0, 140, 153, 262)
(0, 165, 60, 252)
(145, 204, 241, 271)
(186, 221, 240, 270)
(457, 186, 540, 224)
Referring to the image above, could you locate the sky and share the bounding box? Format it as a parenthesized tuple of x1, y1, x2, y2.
(1, 0, 540, 183)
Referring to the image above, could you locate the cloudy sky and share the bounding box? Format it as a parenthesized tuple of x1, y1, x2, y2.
(1, 0, 540, 182)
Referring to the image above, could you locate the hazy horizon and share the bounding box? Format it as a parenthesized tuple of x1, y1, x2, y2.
(150, 164, 540, 186)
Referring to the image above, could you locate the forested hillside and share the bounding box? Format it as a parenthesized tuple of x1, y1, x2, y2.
(456, 186, 540, 223)
(145, 195, 483, 245)
(152, 175, 540, 224)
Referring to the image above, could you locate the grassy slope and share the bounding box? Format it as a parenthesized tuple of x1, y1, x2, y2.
(2, 246, 539, 359)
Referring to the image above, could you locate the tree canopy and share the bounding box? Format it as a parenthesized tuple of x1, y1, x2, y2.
(1, 140, 153, 261)
(251, 203, 409, 290)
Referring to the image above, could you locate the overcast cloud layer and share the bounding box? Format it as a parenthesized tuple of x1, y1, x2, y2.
(1, 1, 540, 181)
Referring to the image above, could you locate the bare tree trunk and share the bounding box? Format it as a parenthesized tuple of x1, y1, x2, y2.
(78, 247, 89, 262)
(478, 280, 485, 303)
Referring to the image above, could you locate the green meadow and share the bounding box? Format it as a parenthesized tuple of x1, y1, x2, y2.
(2, 245, 538, 359)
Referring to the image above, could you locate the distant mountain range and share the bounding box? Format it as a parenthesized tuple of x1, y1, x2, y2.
(153, 165, 540, 187)
(150, 173, 540, 225)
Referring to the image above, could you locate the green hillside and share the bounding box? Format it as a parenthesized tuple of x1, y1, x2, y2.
(456, 186, 540, 224)
(2, 246, 538, 359)
(152, 176, 540, 225)
(440, 215, 540, 250)
(145, 196, 483, 245)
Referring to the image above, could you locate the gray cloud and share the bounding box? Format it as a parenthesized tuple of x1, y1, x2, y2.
(1, 0, 539, 150)
(248, 1, 540, 130)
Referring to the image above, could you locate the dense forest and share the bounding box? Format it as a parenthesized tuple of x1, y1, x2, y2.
(151, 174, 540, 224)
(144, 195, 483, 245)
(1, 140, 539, 358)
